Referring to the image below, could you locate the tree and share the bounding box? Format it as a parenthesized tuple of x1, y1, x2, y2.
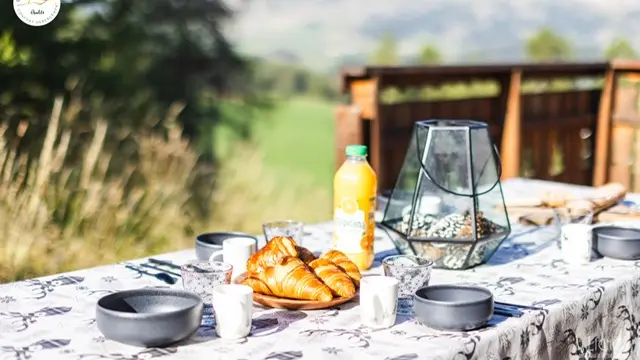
(417, 44, 442, 65)
(605, 38, 638, 60)
(525, 27, 573, 61)
(371, 33, 398, 66)
(0, 0, 258, 160)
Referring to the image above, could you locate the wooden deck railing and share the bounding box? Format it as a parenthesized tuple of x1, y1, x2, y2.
(336, 61, 640, 192)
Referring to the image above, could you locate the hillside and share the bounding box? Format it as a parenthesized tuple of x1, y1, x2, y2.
(224, 0, 640, 70)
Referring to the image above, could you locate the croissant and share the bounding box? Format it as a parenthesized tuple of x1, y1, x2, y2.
(247, 236, 298, 273)
(241, 273, 273, 296)
(308, 259, 356, 298)
(257, 256, 333, 302)
(296, 246, 316, 263)
(320, 250, 362, 287)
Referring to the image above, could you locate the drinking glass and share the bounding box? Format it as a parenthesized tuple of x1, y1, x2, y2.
(180, 260, 233, 305)
(382, 255, 434, 315)
(263, 220, 304, 245)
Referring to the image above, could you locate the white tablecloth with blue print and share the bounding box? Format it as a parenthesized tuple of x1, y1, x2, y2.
(2, 178, 640, 360)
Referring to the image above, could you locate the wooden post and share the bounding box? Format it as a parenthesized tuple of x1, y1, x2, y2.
(334, 105, 363, 171)
(608, 122, 633, 189)
(366, 78, 383, 192)
(593, 70, 615, 186)
(500, 69, 523, 180)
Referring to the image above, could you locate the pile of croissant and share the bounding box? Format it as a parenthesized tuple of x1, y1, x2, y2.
(241, 236, 362, 302)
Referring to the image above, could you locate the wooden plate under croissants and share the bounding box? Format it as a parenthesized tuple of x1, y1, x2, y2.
(235, 236, 362, 310)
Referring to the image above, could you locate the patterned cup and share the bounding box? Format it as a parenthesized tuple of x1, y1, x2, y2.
(180, 261, 233, 305)
(382, 255, 434, 315)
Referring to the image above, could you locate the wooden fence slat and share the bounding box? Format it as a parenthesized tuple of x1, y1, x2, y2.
(593, 70, 616, 186)
(500, 70, 523, 180)
(334, 105, 364, 172)
(633, 128, 640, 191)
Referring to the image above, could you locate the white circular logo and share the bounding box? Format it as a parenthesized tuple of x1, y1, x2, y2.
(13, 0, 61, 27)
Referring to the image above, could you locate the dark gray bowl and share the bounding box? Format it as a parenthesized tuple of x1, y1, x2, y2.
(96, 289, 203, 347)
(593, 226, 640, 260)
(195, 232, 258, 261)
(413, 285, 494, 331)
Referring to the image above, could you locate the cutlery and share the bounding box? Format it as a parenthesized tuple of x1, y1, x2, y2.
(139, 263, 181, 277)
(495, 301, 542, 311)
(148, 258, 181, 270)
(493, 308, 522, 318)
(148, 258, 208, 273)
(125, 264, 178, 285)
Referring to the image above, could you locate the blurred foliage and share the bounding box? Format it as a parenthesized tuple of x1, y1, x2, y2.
(371, 33, 399, 66)
(0, 97, 329, 282)
(524, 27, 573, 61)
(252, 61, 341, 101)
(370, 28, 638, 104)
(417, 44, 442, 65)
(0, 0, 264, 162)
(605, 38, 638, 60)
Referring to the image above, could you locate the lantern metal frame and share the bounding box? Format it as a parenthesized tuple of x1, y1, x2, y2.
(379, 119, 511, 269)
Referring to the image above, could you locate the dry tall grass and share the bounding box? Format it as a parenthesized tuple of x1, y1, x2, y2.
(0, 98, 331, 282)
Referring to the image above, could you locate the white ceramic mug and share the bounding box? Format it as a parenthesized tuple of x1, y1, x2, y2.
(561, 223, 593, 264)
(360, 276, 399, 329)
(212, 284, 253, 339)
(209, 237, 256, 278)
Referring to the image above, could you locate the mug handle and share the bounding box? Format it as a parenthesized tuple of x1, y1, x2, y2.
(209, 250, 224, 263)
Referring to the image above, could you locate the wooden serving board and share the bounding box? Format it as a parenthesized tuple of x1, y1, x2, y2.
(501, 182, 630, 226)
(512, 203, 640, 226)
(234, 272, 358, 310)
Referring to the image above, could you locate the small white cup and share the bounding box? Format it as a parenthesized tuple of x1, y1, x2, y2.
(561, 223, 593, 264)
(212, 284, 253, 339)
(209, 237, 256, 278)
(360, 276, 399, 329)
(417, 195, 442, 215)
(402, 195, 442, 216)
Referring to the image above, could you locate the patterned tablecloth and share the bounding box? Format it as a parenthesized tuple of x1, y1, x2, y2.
(2, 178, 640, 360)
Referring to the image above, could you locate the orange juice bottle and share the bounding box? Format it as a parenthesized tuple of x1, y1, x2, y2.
(333, 144, 377, 271)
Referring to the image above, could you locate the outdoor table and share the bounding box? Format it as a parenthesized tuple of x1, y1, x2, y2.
(2, 178, 640, 360)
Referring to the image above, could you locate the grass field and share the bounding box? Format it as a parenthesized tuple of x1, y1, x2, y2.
(216, 97, 337, 192)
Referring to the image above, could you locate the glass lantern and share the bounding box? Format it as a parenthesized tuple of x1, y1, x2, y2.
(380, 120, 511, 270)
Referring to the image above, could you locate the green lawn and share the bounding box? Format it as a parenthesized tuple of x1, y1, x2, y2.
(216, 97, 336, 191)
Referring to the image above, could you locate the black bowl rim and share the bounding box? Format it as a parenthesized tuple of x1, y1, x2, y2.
(414, 285, 493, 307)
(593, 226, 640, 241)
(195, 232, 258, 248)
(97, 289, 203, 320)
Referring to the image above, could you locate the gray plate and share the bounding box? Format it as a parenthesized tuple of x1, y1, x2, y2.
(593, 226, 640, 260)
(413, 285, 494, 331)
(195, 232, 258, 261)
(96, 289, 204, 347)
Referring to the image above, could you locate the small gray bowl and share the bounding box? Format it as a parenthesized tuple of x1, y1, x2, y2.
(593, 226, 640, 260)
(413, 285, 494, 331)
(195, 232, 258, 261)
(96, 289, 203, 347)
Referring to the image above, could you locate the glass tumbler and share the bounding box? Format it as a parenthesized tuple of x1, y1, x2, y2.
(382, 255, 434, 315)
(263, 220, 304, 245)
(180, 260, 233, 305)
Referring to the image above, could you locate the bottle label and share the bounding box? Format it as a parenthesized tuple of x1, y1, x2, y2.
(334, 198, 367, 254)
